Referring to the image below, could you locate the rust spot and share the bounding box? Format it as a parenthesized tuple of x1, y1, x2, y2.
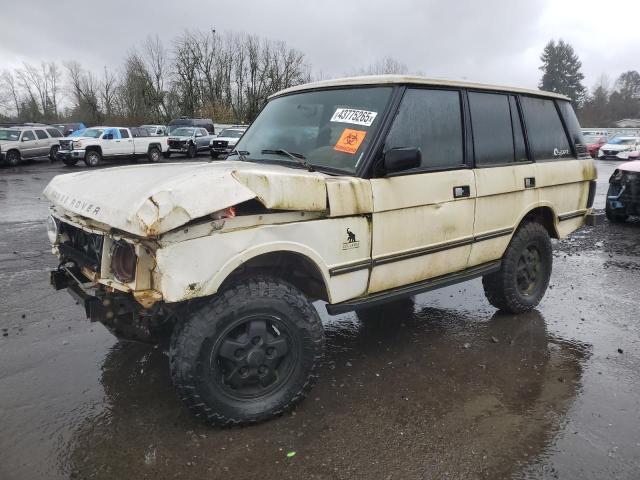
(133, 290, 163, 309)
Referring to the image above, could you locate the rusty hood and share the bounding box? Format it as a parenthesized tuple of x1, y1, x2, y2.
(43, 161, 333, 237)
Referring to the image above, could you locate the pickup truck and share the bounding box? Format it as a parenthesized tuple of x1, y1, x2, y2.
(167, 127, 215, 158)
(56, 126, 169, 167)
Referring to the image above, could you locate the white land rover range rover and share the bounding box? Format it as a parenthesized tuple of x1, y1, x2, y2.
(44, 76, 597, 426)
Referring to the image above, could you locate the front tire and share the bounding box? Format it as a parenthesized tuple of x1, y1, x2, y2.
(482, 222, 552, 313)
(170, 276, 325, 426)
(5, 150, 20, 166)
(187, 143, 197, 158)
(84, 150, 101, 167)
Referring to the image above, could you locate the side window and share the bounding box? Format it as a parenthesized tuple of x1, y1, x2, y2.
(46, 128, 62, 138)
(21, 130, 36, 141)
(557, 100, 585, 149)
(384, 88, 464, 170)
(35, 129, 48, 140)
(509, 96, 528, 162)
(119, 129, 130, 138)
(520, 96, 572, 160)
(468, 92, 515, 165)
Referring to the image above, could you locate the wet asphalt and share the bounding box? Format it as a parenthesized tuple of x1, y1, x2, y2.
(0, 156, 639, 480)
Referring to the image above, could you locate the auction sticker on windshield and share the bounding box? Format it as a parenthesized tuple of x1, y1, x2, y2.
(331, 108, 377, 126)
(334, 128, 367, 154)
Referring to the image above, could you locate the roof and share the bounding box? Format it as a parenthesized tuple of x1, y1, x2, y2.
(270, 75, 570, 101)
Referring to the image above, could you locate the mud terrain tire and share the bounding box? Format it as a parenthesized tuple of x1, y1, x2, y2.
(170, 275, 325, 426)
(482, 222, 552, 313)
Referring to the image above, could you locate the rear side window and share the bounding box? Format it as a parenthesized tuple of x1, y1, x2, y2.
(35, 129, 48, 140)
(520, 96, 572, 160)
(21, 130, 36, 141)
(119, 129, 130, 138)
(46, 128, 62, 138)
(469, 92, 521, 165)
(385, 88, 464, 170)
(557, 100, 585, 150)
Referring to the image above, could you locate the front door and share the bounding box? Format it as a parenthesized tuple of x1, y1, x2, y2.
(19, 130, 38, 158)
(369, 88, 476, 294)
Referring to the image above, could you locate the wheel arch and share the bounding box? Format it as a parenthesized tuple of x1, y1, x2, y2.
(85, 145, 102, 155)
(148, 142, 162, 152)
(218, 247, 331, 303)
(516, 203, 560, 239)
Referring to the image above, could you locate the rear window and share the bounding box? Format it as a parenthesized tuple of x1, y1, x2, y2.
(384, 88, 464, 170)
(520, 96, 572, 160)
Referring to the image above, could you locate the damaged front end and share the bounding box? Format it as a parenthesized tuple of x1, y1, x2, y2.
(607, 168, 640, 217)
(47, 214, 172, 342)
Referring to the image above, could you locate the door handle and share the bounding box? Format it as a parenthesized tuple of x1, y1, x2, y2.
(524, 177, 536, 188)
(453, 185, 471, 198)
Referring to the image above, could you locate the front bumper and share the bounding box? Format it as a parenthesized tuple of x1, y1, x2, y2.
(50, 267, 139, 323)
(598, 150, 633, 160)
(56, 149, 86, 161)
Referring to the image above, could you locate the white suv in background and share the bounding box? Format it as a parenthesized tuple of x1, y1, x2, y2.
(0, 126, 63, 166)
(598, 136, 640, 160)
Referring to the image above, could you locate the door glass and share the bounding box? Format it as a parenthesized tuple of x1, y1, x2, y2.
(468, 92, 514, 165)
(21, 130, 36, 141)
(35, 129, 48, 140)
(384, 88, 464, 169)
(119, 129, 130, 138)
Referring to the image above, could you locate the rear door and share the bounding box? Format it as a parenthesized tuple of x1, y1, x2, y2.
(467, 91, 535, 268)
(368, 87, 476, 293)
(34, 129, 51, 156)
(117, 128, 134, 155)
(195, 128, 210, 150)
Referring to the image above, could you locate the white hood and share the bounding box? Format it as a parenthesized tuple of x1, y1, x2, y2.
(43, 161, 329, 237)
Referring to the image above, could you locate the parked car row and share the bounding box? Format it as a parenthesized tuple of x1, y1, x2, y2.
(1, 118, 249, 168)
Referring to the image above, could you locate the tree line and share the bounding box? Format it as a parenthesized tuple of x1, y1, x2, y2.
(0, 30, 311, 126)
(2, 33, 637, 129)
(538, 39, 640, 127)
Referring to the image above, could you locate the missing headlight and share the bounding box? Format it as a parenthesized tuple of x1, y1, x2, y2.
(111, 241, 137, 283)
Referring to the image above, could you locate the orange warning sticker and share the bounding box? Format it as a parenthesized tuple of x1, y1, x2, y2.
(334, 129, 367, 154)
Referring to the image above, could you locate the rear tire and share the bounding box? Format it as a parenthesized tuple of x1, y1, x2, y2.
(84, 150, 101, 167)
(49, 145, 59, 162)
(170, 275, 325, 426)
(187, 143, 197, 158)
(148, 147, 161, 163)
(482, 222, 552, 313)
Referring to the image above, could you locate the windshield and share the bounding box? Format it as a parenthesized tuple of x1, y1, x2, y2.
(80, 128, 104, 138)
(219, 129, 244, 138)
(235, 87, 393, 173)
(69, 129, 86, 137)
(172, 127, 195, 136)
(609, 137, 637, 145)
(0, 129, 21, 141)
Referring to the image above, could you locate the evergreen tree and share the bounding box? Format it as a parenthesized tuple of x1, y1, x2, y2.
(539, 39, 586, 106)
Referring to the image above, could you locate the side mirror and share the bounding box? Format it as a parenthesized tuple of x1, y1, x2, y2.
(383, 147, 421, 174)
(21, 137, 27, 142)
(196, 132, 204, 137)
(103, 133, 113, 140)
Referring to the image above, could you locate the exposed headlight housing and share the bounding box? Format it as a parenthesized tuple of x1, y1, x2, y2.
(72, 140, 83, 149)
(111, 241, 137, 283)
(46, 215, 59, 244)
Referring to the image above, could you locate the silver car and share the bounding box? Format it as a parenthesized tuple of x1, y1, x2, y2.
(0, 126, 63, 166)
(166, 127, 215, 158)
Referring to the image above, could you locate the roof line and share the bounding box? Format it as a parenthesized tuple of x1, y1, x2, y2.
(270, 75, 571, 101)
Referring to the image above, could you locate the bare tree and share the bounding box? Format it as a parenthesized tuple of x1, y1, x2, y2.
(0, 70, 22, 117)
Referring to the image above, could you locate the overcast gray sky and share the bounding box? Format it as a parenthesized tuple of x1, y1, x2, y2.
(1, 0, 638, 90)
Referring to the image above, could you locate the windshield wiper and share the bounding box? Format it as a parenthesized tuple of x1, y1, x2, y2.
(226, 150, 250, 161)
(261, 149, 315, 172)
